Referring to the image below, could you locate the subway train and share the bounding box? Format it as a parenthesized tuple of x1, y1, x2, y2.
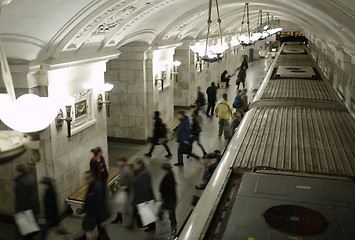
(179, 42, 355, 240)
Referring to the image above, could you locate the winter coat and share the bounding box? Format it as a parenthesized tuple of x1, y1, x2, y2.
(196, 91, 205, 107)
(15, 172, 39, 214)
(43, 186, 59, 224)
(230, 119, 241, 134)
(177, 116, 191, 143)
(152, 118, 167, 145)
(90, 156, 108, 182)
(191, 117, 202, 137)
(215, 99, 232, 120)
(206, 85, 217, 103)
(237, 68, 247, 82)
(132, 166, 155, 205)
(84, 182, 109, 223)
(241, 59, 248, 69)
(236, 94, 248, 113)
(160, 171, 177, 210)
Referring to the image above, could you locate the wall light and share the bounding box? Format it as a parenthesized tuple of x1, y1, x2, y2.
(155, 71, 167, 91)
(98, 83, 114, 118)
(55, 97, 75, 138)
(171, 61, 181, 82)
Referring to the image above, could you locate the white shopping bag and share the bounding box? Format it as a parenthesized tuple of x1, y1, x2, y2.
(14, 210, 40, 236)
(112, 190, 129, 214)
(137, 200, 162, 226)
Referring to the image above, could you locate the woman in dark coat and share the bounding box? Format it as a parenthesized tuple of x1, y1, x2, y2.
(90, 147, 109, 196)
(159, 163, 178, 236)
(237, 66, 247, 89)
(39, 177, 69, 240)
(145, 111, 172, 158)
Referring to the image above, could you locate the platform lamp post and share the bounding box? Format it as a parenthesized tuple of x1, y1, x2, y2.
(97, 83, 114, 118)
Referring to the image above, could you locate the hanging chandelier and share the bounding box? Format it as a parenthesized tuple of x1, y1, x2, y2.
(190, 0, 228, 63)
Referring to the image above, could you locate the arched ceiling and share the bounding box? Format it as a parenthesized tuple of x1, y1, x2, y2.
(0, 0, 354, 64)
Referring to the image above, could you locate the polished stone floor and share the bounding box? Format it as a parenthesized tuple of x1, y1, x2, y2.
(0, 56, 272, 240)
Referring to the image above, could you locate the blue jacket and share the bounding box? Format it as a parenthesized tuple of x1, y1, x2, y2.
(177, 116, 191, 143)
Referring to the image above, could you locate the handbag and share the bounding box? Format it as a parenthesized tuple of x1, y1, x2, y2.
(14, 210, 40, 236)
(112, 190, 129, 214)
(179, 143, 192, 155)
(137, 200, 162, 226)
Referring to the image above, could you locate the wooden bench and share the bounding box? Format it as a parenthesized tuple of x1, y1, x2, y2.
(66, 169, 119, 216)
(165, 117, 180, 140)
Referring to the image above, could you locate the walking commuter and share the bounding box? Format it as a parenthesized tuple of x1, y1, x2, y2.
(221, 70, 231, 88)
(195, 155, 219, 190)
(131, 158, 156, 232)
(233, 89, 242, 110)
(206, 82, 217, 118)
(90, 147, 108, 197)
(145, 111, 172, 158)
(111, 156, 134, 224)
(14, 164, 39, 240)
(195, 86, 205, 110)
(83, 171, 110, 238)
(215, 93, 232, 138)
(174, 111, 199, 167)
(159, 163, 178, 237)
(237, 66, 247, 89)
(241, 57, 248, 70)
(76, 217, 109, 240)
(235, 88, 249, 116)
(39, 177, 70, 240)
(189, 109, 207, 157)
(228, 112, 242, 141)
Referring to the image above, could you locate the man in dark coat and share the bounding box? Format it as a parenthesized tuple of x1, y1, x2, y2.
(159, 163, 177, 236)
(132, 158, 156, 232)
(241, 57, 248, 70)
(83, 171, 110, 238)
(145, 111, 172, 158)
(206, 82, 217, 118)
(76, 217, 109, 240)
(195, 86, 205, 110)
(175, 110, 193, 166)
(14, 164, 40, 240)
(221, 70, 231, 88)
(190, 109, 207, 157)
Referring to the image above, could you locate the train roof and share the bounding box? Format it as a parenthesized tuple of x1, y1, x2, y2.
(232, 107, 355, 178)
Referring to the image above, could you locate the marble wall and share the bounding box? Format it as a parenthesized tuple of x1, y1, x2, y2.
(0, 61, 109, 215)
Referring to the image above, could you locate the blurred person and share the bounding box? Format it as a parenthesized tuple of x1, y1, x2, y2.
(233, 89, 242, 110)
(189, 109, 207, 157)
(195, 154, 219, 190)
(15, 164, 39, 240)
(145, 111, 172, 158)
(228, 112, 242, 142)
(215, 93, 232, 138)
(39, 177, 70, 240)
(131, 158, 156, 232)
(83, 171, 110, 238)
(90, 147, 108, 196)
(241, 57, 248, 70)
(206, 82, 217, 118)
(158, 163, 178, 237)
(76, 217, 109, 240)
(111, 156, 134, 224)
(237, 66, 247, 89)
(195, 86, 205, 110)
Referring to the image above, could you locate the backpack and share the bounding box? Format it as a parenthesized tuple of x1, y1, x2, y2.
(233, 95, 242, 108)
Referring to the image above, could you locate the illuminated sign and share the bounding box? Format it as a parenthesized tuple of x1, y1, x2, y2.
(281, 32, 291, 35)
(294, 32, 300, 36)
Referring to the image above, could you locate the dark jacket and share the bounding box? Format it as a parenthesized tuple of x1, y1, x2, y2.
(196, 91, 205, 107)
(230, 119, 241, 133)
(199, 162, 218, 190)
(241, 59, 248, 69)
(15, 172, 39, 214)
(90, 156, 108, 182)
(160, 171, 177, 210)
(84, 182, 109, 223)
(191, 116, 202, 137)
(221, 71, 230, 81)
(132, 166, 155, 205)
(237, 68, 246, 82)
(152, 118, 166, 145)
(43, 186, 59, 224)
(177, 116, 191, 143)
(206, 85, 217, 103)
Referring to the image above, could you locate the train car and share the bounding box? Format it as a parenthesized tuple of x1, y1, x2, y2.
(178, 43, 355, 240)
